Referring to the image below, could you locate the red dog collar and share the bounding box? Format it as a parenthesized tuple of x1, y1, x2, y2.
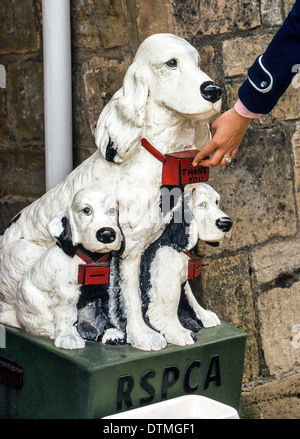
(183, 251, 202, 279)
(76, 250, 111, 286)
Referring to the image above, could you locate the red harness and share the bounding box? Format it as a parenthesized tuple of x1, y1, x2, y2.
(141, 138, 205, 278)
(141, 138, 209, 186)
(183, 251, 202, 279)
(76, 250, 111, 285)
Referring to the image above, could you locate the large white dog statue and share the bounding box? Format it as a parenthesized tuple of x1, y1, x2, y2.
(0, 33, 222, 351)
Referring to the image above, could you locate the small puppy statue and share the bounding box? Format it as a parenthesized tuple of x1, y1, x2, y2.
(140, 183, 232, 347)
(16, 187, 124, 349)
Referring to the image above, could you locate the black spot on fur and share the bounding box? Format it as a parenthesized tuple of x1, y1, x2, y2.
(140, 187, 203, 333)
(140, 190, 191, 320)
(77, 297, 108, 340)
(105, 138, 118, 162)
(77, 321, 99, 340)
(111, 232, 126, 258)
(76, 253, 127, 341)
(77, 284, 109, 311)
(2, 212, 22, 234)
(55, 216, 77, 257)
(110, 256, 127, 333)
(178, 282, 203, 332)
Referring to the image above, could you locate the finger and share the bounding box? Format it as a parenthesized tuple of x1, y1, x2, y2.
(198, 149, 227, 168)
(230, 147, 238, 160)
(221, 150, 236, 167)
(192, 140, 218, 166)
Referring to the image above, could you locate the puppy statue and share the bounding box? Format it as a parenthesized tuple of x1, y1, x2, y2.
(15, 187, 124, 349)
(140, 183, 232, 347)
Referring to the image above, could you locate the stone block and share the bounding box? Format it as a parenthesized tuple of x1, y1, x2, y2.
(8, 62, 44, 141)
(292, 123, 300, 214)
(0, 197, 32, 234)
(80, 57, 131, 137)
(0, 147, 45, 199)
(222, 35, 272, 78)
(198, 46, 218, 83)
(241, 373, 300, 419)
(73, 147, 97, 169)
(71, 0, 129, 50)
(257, 282, 300, 376)
(271, 84, 300, 120)
(260, 0, 283, 26)
(284, 0, 297, 16)
(136, 0, 175, 42)
(0, 0, 40, 54)
(251, 238, 300, 285)
(206, 127, 297, 251)
(0, 90, 10, 140)
(172, 0, 261, 37)
(191, 253, 260, 382)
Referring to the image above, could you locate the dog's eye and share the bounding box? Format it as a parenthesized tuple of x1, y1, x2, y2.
(198, 201, 207, 209)
(216, 200, 220, 206)
(165, 59, 177, 69)
(83, 207, 92, 215)
(108, 207, 117, 216)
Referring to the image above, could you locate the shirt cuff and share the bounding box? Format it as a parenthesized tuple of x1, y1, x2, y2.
(234, 99, 261, 119)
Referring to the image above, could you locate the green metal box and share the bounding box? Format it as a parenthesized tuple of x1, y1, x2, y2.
(0, 323, 246, 419)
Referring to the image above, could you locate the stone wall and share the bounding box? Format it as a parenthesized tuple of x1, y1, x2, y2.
(0, 0, 299, 419)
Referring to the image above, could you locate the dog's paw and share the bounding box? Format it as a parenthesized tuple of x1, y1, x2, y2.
(179, 316, 203, 332)
(200, 310, 221, 328)
(164, 326, 196, 347)
(77, 321, 99, 340)
(54, 329, 85, 350)
(128, 328, 167, 351)
(102, 328, 126, 345)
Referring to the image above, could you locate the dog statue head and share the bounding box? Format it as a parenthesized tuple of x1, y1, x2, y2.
(47, 187, 124, 256)
(95, 33, 221, 163)
(185, 183, 232, 248)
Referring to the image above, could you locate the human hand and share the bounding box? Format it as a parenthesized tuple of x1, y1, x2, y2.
(192, 108, 252, 167)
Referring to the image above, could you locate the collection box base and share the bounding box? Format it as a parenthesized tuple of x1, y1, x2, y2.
(0, 322, 246, 419)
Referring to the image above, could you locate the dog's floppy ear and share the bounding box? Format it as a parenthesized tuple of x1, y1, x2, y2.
(95, 61, 149, 163)
(182, 186, 200, 249)
(111, 232, 126, 258)
(47, 211, 66, 240)
(47, 211, 77, 257)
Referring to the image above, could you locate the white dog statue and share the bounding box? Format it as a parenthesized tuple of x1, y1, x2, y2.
(140, 183, 232, 347)
(0, 33, 221, 351)
(15, 187, 124, 349)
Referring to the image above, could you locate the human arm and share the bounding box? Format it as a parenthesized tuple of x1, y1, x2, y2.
(192, 106, 253, 167)
(193, 0, 300, 167)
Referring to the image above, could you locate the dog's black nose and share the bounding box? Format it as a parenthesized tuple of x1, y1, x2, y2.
(200, 81, 222, 103)
(216, 217, 232, 232)
(96, 227, 116, 243)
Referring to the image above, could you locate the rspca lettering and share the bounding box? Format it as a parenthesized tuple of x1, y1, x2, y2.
(116, 354, 221, 412)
